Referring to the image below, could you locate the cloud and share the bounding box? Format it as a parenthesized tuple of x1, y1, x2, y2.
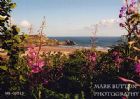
(81, 18, 125, 36)
(84, 18, 119, 31)
(98, 18, 119, 26)
(20, 20, 31, 28)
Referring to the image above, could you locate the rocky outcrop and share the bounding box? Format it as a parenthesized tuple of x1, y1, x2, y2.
(24, 35, 76, 46)
(64, 40, 77, 46)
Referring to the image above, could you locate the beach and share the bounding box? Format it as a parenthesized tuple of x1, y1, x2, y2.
(33, 46, 108, 55)
(38, 46, 78, 55)
(0, 46, 108, 59)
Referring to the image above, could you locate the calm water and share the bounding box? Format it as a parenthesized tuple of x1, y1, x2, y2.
(49, 37, 122, 48)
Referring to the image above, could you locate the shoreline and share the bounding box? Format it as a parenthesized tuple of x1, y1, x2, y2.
(0, 46, 109, 59)
(33, 46, 109, 55)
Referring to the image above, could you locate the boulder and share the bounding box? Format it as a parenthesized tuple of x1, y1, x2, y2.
(64, 40, 77, 46)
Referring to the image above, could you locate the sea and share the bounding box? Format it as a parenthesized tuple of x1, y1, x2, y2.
(49, 36, 122, 49)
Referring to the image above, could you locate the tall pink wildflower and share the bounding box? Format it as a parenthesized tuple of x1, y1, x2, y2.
(27, 45, 45, 73)
(119, 0, 138, 28)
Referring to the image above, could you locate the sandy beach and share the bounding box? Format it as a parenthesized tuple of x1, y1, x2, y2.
(0, 46, 108, 59)
(33, 46, 108, 55)
(34, 46, 82, 55)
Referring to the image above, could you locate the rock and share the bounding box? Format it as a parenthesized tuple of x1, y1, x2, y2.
(64, 40, 77, 46)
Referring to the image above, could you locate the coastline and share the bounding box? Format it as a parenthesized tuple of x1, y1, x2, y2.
(33, 45, 109, 55)
(0, 46, 109, 59)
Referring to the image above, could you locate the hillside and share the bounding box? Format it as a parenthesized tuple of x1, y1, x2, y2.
(25, 35, 66, 46)
(25, 35, 76, 46)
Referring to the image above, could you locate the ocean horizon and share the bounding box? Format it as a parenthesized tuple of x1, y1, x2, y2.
(49, 36, 122, 48)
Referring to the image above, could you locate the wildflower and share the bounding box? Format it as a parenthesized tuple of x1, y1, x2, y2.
(27, 46, 37, 58)
(119, 14, 123, 18)
(119, 23, 125, 27)
(131, 0, 136, 5)
(88, 52, 97, 62)
(31, 66, 41, 73)
(128, 0, 138, 14)
(112, 51, 123, 69)
(128, 6, 135, 12)
(27, 46, 45, 73)
(119, 5, 126, 18)
(115, 56, 123, 69)
(112, 51, 118, 55)
(112, 51, 119, 56)
(128, 6, 138, 14)
(135, 60, 140, 74)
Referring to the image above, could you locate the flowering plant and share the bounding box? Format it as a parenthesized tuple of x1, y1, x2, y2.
(119, 0, 140, 74)
(119, 0, 139, 37)
(117, 1, 140, 98)
(27, 45, 45, 73)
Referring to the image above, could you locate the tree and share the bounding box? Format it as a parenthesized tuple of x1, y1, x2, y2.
(0, 0, 27, 96)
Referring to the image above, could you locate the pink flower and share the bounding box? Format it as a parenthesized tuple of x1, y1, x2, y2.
(119, 5, 126, 18)
(27, 46, 45, 73)
(131, 0, 136, 5)
(31, 67, 41, 73)
(115, 56, 123, 68)
(88, 52, 97, 62)
(128, 6, 137, 14)
(112, 51, 119, 56)
(112, 51, 123, 69)
(35, 60, 45, 68)
(119, 23, 125, 27)
(135, 60, 140, 74)
(27, 46, 37, 58)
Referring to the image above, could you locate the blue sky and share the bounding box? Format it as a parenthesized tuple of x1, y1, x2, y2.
(12, 0, 125, 37)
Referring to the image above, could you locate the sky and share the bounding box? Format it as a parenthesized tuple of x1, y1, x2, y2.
(12, 0, 126, 37)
